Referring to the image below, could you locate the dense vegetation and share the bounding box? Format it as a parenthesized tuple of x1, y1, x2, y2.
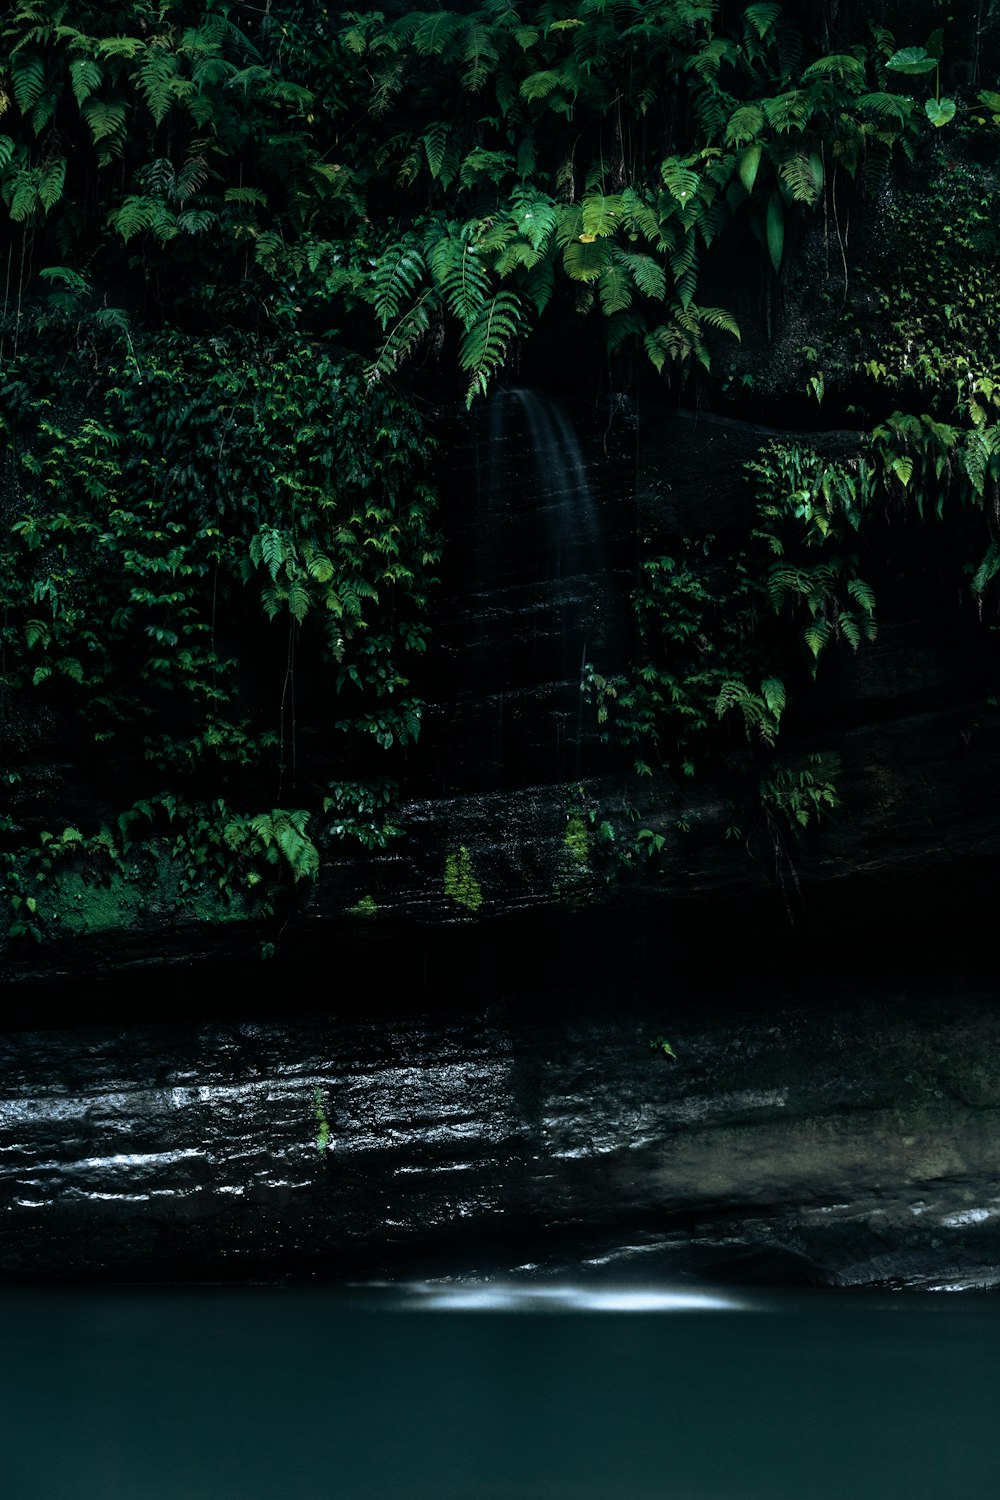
(2, 0, 999, 950)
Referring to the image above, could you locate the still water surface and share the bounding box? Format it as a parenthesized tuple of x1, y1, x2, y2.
(1, 1282, 997, 1500)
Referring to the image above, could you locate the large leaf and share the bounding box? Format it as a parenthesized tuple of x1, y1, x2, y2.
(738, 143, 763, 194)
(925, 96, 956, 127)
(765, 190, 783, 273)
(885, 47, 937, 75)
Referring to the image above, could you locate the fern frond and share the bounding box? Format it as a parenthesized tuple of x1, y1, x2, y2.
(82, 96, 127, 143)
(427, 230, 491, 327)
(510, 187, 557, 251)
(857, 91, 913, 123)
(802, 52, 864, 79)
(366, 291, 434, 382)
(138, 50, 180, 126)
(422, 120, 449, 178)
(725, 103, 764, 145)
(563, 236, 612, 282)
(662, 156, 700, 205)
(620, 186, 664, 246)
(413, 11, 463, 54)
(763, 90, 813, 133)
(778, 151, 823, 204)
(614, 248, 667, 302)
(606, 311, 647, 354)
(371, 241, 426, 327)
(460, 289, 525, 406)
(581, 190, 623, 238)
(598, 262, 633, 315)
(69, 56, 102, 106)
(744, 3, 781, 40)
(12, 54, 46, 112)
(37, 155, 65, 212)
(846, 577, 876, 614)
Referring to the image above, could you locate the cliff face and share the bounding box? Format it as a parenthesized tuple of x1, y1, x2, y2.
(5, 390, 999, 989)
(5, 974, 1000, 1290)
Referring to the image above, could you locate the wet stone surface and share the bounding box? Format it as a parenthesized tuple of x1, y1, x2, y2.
(3, 977, 1000, 1289)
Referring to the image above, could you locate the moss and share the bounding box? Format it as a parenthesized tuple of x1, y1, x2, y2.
(347, 894, 378, 916)
(563, 813, 589, 867)
(443, 846, 483, 912)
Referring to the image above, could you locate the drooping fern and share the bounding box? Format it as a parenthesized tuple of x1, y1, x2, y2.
(459, 289, 525, 406)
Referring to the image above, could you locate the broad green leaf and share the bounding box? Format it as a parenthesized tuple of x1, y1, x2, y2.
(766, 190, 783, 273)
(885, 47, 937, 75)
(925, 96, 956, 127)
(738, 143, 763, 194)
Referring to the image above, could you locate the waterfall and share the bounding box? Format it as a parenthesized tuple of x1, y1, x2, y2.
(448, 387, 619, 788)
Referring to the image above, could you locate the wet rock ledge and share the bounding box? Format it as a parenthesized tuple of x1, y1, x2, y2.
(3, 966, 1000, 1291)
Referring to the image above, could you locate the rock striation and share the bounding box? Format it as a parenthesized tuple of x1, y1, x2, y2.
(3, 975, 1000, 1290)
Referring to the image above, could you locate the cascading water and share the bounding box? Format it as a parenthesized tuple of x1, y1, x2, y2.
(446, 387, 621, 788)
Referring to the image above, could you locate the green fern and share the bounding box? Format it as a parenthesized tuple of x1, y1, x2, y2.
(662, 156, 700, 204)
(371, 242, 426, 326)
(598, 262, 633, 314)
(422, 120, 450, 178)
(581, 191, 623, 238)
(137, 50, 180, 126)
(427, 229, 491, 326)
(563, 236, 611, 282)
(459, 290, 524, 406)
(725, 104, 764, 145)
(744, 3, 782, 41)
(778, 151, 823, 204)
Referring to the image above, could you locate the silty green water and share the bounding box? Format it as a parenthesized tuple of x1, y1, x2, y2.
(1, 1283, 997, 1500)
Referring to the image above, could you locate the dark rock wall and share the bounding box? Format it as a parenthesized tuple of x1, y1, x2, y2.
(5, 388, 1000, 987)
(4, 976, 1000, 1289)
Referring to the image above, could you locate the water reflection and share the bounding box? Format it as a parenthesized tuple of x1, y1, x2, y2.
(395, 1281, 752, 1313)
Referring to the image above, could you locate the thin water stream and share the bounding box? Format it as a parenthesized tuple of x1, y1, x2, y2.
(2, 1282, 997, 1499)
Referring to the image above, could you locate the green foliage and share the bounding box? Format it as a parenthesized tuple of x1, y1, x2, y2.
(583, 436, 877, 870)
(443, 846, 483, 912)
(314, 1088, 331, 1152)
(760, 756, 840, 833)
(563, 812, 589, 867)
(0, 325, 439, 936)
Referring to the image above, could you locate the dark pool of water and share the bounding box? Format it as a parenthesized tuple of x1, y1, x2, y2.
(2, 1282, 998, 1499)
